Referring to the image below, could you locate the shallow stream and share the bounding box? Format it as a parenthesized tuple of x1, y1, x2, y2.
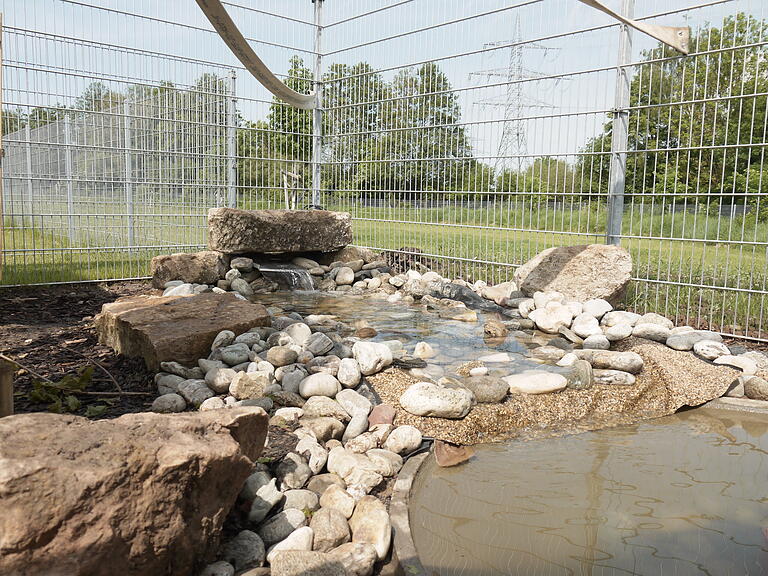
(254, 291, 768, 575)
(252, 290, 564, 381)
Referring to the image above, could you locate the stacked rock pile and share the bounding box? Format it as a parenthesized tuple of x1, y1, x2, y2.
(156, 252, 395, 299)
(154, 252, 768, 425)
(150, 308, 424, 575)
(514, 290, 768, 399)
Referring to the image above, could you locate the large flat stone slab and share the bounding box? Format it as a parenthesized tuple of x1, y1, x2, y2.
(95, 292, 270, 370)
(0, 407, 268, 576)
(208, 208, 353, 254)
(514, 244, 633, 304)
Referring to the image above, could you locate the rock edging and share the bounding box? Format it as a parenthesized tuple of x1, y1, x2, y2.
(390, 452, 430, 576)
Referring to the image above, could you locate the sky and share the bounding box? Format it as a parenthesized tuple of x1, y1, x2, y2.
(0, 0, 762, 165)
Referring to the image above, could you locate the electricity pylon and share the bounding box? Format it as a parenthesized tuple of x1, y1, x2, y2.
(471, 15, 556, 177)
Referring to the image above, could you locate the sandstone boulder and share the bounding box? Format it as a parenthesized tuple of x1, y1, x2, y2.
(0, 407, 268, 576)
(150, 250, 228, 289)
(514, 244, 632, 305)
(434, 440, 475, 467)
(95, 293, 270, 370)
(208, 208, 352, 254)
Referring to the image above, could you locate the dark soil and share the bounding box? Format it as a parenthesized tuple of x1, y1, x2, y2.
(0, 281, 158, 418)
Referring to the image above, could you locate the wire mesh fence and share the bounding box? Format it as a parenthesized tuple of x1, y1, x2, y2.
(2, 79, 234, 284)
(1, 0, 767, 340)
(0, 0, 311, 284)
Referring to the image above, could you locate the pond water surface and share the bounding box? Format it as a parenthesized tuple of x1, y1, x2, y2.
(252, 291, 558, 379)
(410, 407, 768, 576)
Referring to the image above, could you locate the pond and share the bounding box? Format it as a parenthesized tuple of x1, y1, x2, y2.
(409, 407, 768, 576)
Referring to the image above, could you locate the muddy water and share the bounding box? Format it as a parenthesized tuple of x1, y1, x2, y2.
(410, 407, 768, 576)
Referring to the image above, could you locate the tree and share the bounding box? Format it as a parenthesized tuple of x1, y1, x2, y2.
(74, 82, 124, 111)
(2, 108, 24, 135)
(27, 106, 63, 130)
(263, 55, 313, 192)
(238, 119, 284, 194)
(354, 62, 474, 194)
(577, 12, 768, 211)
(517, 157, 576, 204)
(322, 62, 388, 193)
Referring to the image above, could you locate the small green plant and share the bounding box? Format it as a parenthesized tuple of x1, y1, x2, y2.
(28, 365, 110, 416)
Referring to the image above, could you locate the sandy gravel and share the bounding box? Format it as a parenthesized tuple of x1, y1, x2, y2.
(367, 337, 738, 445)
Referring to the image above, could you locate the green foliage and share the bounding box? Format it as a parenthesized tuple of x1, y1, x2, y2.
(74, 81, 124, 111)
(85, 404, 109, 417)
(241, 57, 480, 199)
(353, 62, 474, 193)
(322, 62, 388, 192)
(29, 365, 94, 414)
(267, 56, 314, 190)
(27, 365, 113, 417)
(578, 12, 768, 210)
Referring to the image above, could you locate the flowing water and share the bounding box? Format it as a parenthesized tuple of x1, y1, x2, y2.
(256, 263, 315, 291)
(410, 407, 768, 576)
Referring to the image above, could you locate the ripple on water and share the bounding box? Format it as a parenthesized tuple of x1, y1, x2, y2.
(410, 407, 768, 576)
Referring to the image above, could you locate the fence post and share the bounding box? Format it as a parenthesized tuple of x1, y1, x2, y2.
(226, 70, 237, 208)
(311, 0, 324, 208)
(63, 114, 75, 245)
(0, 357, 13, 417)
(123, 100, 134, 247)
(606, 0, 634, 246)
(25, 123, 33, 220)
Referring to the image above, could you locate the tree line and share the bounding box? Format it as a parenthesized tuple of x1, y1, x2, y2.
(5, 12, 765, 216)
(241, 12, 767, 218)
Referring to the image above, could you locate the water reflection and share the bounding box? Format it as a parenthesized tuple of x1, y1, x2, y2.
(411, 408, 768, 576)
(252, 291, 536, 374)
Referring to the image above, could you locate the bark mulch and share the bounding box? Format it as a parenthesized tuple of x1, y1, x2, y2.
(0, 281, 157, 418)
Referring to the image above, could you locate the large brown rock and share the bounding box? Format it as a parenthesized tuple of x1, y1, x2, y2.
(208, 208, 352, 254)
(514, 244, 633, 304)
(150, 250, 229, 289)
(0, 407, 268, 576)
(95, 292, 270, 370)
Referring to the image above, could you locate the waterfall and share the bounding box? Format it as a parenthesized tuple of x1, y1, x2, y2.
(256, 262, 314, 291)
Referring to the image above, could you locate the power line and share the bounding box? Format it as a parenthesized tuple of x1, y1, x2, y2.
(470, 14, 557, 176)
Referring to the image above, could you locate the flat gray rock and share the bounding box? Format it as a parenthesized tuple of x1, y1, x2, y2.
(666, 330, 723, 351)
(208, 208, 352, 254)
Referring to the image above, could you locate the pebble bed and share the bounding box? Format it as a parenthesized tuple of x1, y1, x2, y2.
(150, 252, 768, 576)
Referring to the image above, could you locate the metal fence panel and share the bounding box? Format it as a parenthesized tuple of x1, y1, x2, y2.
(0, 0, 313, 284)
(1, 0, 767, 341)
(317, 0, 768, 340)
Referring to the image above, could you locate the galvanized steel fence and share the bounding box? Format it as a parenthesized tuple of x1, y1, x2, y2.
(1, 0, 767, 340)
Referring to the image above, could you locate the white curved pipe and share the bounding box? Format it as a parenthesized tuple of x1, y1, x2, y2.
(195, 0, 317, 109)
(578, 0, 690, 54)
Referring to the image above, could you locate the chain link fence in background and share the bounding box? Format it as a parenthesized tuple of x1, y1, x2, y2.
(2, 0, 767, 341)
